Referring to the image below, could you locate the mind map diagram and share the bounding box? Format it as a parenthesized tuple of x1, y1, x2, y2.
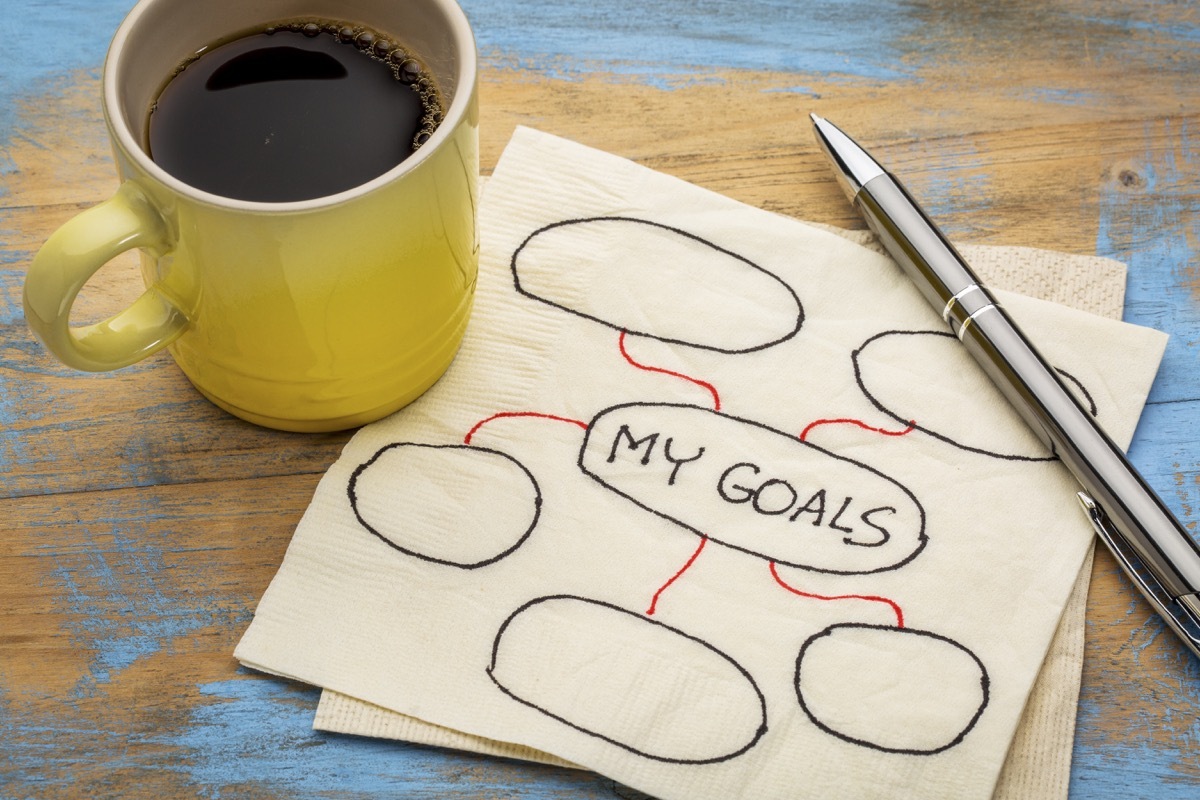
(344, 217, 1098, 764)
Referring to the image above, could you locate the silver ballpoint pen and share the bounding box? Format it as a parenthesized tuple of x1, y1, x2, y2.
(810, 113, 1200, 661)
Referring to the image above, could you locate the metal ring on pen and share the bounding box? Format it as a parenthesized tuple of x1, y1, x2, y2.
(956, 303, 1000, 340)
(942, 284, 987, 324)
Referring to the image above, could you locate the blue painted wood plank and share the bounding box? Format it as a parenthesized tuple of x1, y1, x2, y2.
(0, 478, 632, 798)
(0, 1, 128, 154)
(4, 1, 1200, 799)
(1, 676, 627, 798)
(10, 0, 1192, 121)
(1097, 118, 1200, 406)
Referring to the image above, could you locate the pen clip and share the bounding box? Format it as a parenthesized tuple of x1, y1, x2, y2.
(1077, 492, 1200, 659)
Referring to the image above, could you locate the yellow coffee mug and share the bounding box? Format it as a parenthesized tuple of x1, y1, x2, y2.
(23, 0, 478, 432)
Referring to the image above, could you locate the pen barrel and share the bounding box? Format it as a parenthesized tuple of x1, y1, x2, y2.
(967, 308, 1200, 590)
(857, 174, 1200, 600)
(855, 176, 989, 330)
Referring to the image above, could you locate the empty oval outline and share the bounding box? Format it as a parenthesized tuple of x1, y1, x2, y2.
(487, 594, 768, 764)
(795, 623, 989, 755)
(854, 330, 1058, 461)
(511, 217, 804, 353)
(348, 443, 541, 569)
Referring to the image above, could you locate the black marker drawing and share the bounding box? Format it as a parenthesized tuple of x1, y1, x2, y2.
(337, 215, 1018, 766)
(348, 443, 542, 569)
(511, 217, 805, 354)
(487, 595, 769, 764)
(579, 402, 928, 575)
(1055, 367, 1098, 417)
(795, 623, 989, 755)
(853, 330, 1100, 462)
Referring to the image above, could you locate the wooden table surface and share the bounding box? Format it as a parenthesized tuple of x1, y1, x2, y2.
(3, 1, 1198, 797)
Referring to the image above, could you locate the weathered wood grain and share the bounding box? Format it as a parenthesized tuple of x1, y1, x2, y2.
(4, 0, 1200, 797)
(0, 476, 623, 798)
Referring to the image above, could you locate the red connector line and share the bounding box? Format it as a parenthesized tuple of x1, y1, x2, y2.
(464, 411, 588, 445)
(799, 417, 916, 442)
(769, 561, 905, 628)
(646, 537, 708, 616)
(618, 330, 721, 411)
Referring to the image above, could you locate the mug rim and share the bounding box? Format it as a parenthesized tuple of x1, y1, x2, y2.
(103, 0, 477, 213)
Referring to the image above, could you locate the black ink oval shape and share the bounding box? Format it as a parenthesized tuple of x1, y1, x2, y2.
(579, 402, 927, 574)
(853, 329, 1089, 462)
(511, 217, 804, 353)
(795, 623, 989, 755)
(348, 443, 541, 568)
(487, 595, 767, 764)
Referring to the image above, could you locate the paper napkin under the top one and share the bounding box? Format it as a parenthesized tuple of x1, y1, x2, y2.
(236, 128, 1165, 800)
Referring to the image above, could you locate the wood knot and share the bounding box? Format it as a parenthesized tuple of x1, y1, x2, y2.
(1117, 169, 1146, 189)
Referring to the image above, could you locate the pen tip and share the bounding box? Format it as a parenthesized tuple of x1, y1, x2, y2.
(808, 115, 885, 199)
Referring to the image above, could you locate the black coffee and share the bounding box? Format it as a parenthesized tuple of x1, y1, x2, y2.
(147, 20, 443, 202)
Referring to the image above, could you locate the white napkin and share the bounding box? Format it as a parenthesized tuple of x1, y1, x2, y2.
(236, 128, 1165, 800)
(308, 233, 1127, 800)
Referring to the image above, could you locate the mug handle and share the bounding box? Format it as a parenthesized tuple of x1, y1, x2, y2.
(24, 181, 190, 371)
